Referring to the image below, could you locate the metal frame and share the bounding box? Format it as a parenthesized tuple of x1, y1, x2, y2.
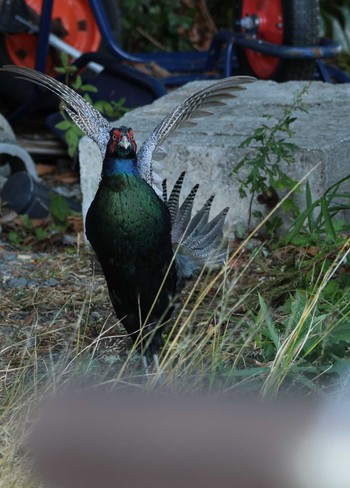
(31, 0, 348, 85)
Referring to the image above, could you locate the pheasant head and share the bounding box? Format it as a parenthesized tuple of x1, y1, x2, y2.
(103, 126, 139, 176)
(106, 126, 137, 159)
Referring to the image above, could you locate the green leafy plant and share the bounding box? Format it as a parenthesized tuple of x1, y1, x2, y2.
(321, 0, 350, 54)
(34, 227, 48, 241)
(6, 210, 63, 247)
(7, 230, 21, 246)
(232, 84, 309, 229)
(284, 175, 350, 248)
(119, 0, 195, 52)
(321, 0, 350, 74)
(55, 53, 128, 157)
(3, 194, 77, 247)
(21, 213, 33, 230)
(49, 194, 71, 228)
(21, 214, 47, 242)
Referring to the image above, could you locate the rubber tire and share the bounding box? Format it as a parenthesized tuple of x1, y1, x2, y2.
(0, 34, 50, 109)
(233, 0, 321, 81)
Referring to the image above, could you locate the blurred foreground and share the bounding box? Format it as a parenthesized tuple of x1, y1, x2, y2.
(28, 386, 350, 488)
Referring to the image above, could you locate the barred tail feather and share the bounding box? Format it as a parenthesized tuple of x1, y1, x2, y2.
(172, 184, 199, 243)
(184, 207, 229, 252)
(164, 174, 229, 282)
(165, 171, 186, 223)
(183, 195, 214, 239)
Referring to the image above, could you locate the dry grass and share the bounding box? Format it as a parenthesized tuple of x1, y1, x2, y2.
(0, 237, 349, 485)
(0, 248, 134, 486)
(2, 254, 115, 355)
(0, 244, 300, 388)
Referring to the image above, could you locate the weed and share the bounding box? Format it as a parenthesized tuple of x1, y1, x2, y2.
(232, 84, 309, 229)
(321, 0, 350, 55)
(320, 0, 350, 74)
(7, 230, 21, 246)
(49, 194, 70, 228)
(1, 196, 81, 248)
(284, 176, 350, 249)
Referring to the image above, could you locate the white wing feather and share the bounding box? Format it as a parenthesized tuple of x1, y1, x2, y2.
(0, 65, 111, 155)
(137, 75, 255, 190)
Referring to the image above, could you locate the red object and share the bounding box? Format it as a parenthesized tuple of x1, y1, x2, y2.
(240, 0, 283, 79)
(4, 0, 101, 73)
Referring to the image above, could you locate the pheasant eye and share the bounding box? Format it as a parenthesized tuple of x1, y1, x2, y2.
(112, 134, 117, 141)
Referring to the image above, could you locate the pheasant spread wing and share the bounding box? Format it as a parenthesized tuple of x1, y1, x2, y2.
(0, 65, 111, 154)
(137, 76, 255, 191)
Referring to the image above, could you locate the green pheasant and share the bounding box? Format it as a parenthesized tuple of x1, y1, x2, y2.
(85, 125, 176, 356)
(2, 65, 255, 365)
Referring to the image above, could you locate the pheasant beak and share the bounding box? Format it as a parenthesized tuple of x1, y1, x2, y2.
(119, 135, 131, 149)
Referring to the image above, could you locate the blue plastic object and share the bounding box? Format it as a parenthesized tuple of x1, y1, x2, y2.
(32, 0, 349, 87)
(34, 0, 53, 72)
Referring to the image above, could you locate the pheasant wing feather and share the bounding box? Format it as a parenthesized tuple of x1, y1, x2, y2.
(137, 76, 255, 189)
(0, 65, 111, 154)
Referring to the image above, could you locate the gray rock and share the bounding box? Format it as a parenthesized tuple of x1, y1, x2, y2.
(78, 79, 350, 232)
(42, 278, 59, 287)
(7, 277, 30, 288)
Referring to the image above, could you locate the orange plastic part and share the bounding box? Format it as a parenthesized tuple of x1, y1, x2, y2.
(241, 0, 283, 79)
(5, 0, 101, 74)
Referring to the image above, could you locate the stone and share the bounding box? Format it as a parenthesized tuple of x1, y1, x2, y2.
(78, 79, 350, 232)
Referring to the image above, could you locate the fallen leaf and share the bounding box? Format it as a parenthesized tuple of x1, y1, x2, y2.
(207, 323, 216, 336)
(68, 215, 84, 233)
(23, 313, 35, 326)
(22, 235, 35, 246)
(133, 62, 171, 78)
(55, 172, 79, 184)
(36, 164, 56, 176)
(306, 246, 319, 257)
(31, 218, 49, 228)
(0, 210, 18, 224)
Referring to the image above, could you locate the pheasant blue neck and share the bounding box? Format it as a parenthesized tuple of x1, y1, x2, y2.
(103, 157, 139, 176)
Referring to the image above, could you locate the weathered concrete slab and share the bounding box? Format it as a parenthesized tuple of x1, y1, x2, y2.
(79, 79, 350, 230)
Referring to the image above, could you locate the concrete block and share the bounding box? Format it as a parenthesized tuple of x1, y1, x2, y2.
(79, 79, 350, 231)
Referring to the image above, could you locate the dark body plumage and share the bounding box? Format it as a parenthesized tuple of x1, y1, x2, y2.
(86, 137, 177, 353)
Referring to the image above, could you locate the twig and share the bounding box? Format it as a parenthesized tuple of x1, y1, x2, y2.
(303, 243, 349, 273)
(197, 0, 217, 33)
(136, 27, 171, 52)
